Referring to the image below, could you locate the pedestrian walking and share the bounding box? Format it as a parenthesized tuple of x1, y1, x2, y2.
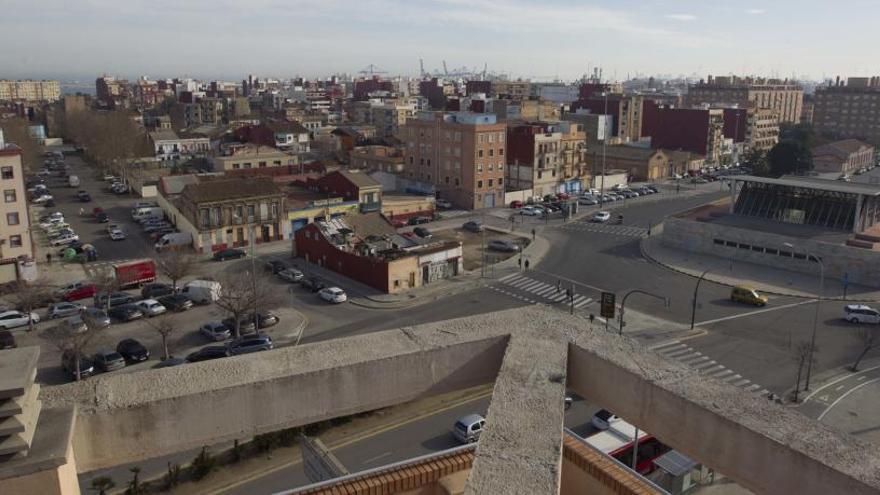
(524, 259, 530, 271)
(556, 279, 562, 293)
(79, 207, 85, 216)
(46, 253, 52, 265)
(518, 257, 523, 270)
(531, 228, 536, 240)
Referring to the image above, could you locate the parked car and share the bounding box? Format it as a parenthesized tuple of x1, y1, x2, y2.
(32, 194, 54, 204)
(50, 233, 80, 246)
(158, 294, 194, 312)
(509, 200, 524, 209)
(435, 199, 453, 209)
(251, 311, 280, 328)
(579, 196, 598, 206)
(109, 229, 127, 241)
(277, 268, 304, 283)
(181, 280, 221, 304)
(94, 291, 135, 308)
(61, 350, 95, 380)
(591, 211, 611, 223)
(213, 248, 246, 261)
(226, 335, 274, 355)
(843, 304, 880, 324)
(108, 304, 144, 322)
(141, 283, 175, 299)
(222, 315, 257, 334)
(452, 414, 485, 444)
(408, 216, 432, 225)
(57, 281, 97, 302)
(93, 350, 126, 372)
(300, 277, 326, 292)
(116, 338, 150, 363)
(463, 220, 484, 233)
(136, 299, 167, 317)
(82, 308, 111, 329)
(521, 206, 542, 216)
(591, 409, 620, 430)
(0, 330, 15, 349)
(76, 190, 91, 202)
(199, 322, 232, 342)
(62, 315, 87, 334)
(95, 212, 109, 223)
(413, 227, 432, 238)
(318, 287, 348, 304)
(265, 260, 290, 274)
(186, 346, 231, 363)
(0, 310, 39, 329)
(47, 301, 85, 319)
(487, 239, 520, 253)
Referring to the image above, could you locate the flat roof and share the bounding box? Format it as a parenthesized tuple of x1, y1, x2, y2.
(730, 175, 880, 196)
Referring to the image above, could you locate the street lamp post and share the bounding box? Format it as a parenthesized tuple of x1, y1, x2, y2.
(783, 242, 824, 391)
(690, 269, 712, 330)
(619, 289, 670, 335)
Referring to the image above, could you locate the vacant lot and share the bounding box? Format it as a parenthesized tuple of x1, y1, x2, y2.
(433, 228, 530, 271)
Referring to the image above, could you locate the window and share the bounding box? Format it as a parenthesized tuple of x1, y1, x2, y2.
(273, 160, 281, 166)
(9, 235, 21, 248)
(489, 149, 494, 157)
(478, 135, 485, 144)
(271, 202, 279, 219)
(478, 150, 484, 158)
(477, 163, 483, 173)
(498, 178, 503, 186)
(200, 208, 210, 228)
(499, 148, 504, 156)
(488, 179, 494, 187)
(259, 161, 267, 167)
(233, 164, 241, 170)
(498, 132, 504, 143)
(477, 180, 483, 188)
(211, 207, 221, 227)
(233, 205, 243, 224)
(713, 239, 725, 246)
(445, 176, 450, 184)
(0, 167, 12, 180)
(454, 178, 460, 186)
(247, 204, 255, 222)
(3, 189, 15, 203)
(6, 212, 18, 226)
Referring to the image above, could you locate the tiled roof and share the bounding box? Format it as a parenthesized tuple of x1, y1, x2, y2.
(267, 121, 310, 135)
(149, 130, 179, 142)
(182, 177, 282, 203)
(814, 139, 873, 156)
(337, 169, 380, 188)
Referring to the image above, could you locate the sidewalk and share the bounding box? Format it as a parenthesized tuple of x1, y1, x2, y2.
(641, 235, 880, 302)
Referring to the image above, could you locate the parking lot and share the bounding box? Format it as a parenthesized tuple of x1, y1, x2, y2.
(433, 228, 528, 271)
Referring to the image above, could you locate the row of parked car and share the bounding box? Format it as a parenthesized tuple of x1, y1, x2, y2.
(265, 259, 348, 303)
(37, 211, 81, 247)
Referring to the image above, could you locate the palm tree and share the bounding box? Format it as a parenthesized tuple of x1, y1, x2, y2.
(89, 476, 115, 495)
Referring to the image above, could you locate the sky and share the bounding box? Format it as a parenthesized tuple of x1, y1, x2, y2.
(1, 0, 878, 82)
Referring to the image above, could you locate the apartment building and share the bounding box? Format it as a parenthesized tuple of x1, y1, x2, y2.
(506, 123, 564, 197)
(149, 130, 211, 162)
(557, 121, 589, 190)
(95, 76, 131, 109)
(0, 135, 33, 261)
(212, 143, 297, 172)
(0, 80, 60, 102)
(722, 107, 780, 152)
(813, 77, 880, 145)
(571, 94, 644, 142)
(491, 80, 531, 99)
(687, 75, 803, 123)
(351, 99, 417, 138)
(402, 112, 506, 209)
(643, 107, 726, 163)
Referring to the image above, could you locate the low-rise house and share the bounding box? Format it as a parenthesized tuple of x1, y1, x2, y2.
(212, 143, 298, 172)
(294, 213, 463, 293)
(309, 170, 382, 213)
(813, 139, 875, 174)
(350, 145, 405, 174)
(268, 121, 311, 152)
(149, 130, 211, 163)
(586, 146, 670, 181)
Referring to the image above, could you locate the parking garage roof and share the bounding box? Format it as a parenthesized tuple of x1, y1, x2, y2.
(730, 175, 880, 196)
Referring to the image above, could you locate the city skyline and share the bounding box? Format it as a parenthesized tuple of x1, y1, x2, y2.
(2, 0, 879, 81)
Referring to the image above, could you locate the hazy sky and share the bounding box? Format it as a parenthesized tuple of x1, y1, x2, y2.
(2, 0, 878, 82)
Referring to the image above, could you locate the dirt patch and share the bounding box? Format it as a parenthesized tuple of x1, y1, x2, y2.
(433, 229, 530, 271)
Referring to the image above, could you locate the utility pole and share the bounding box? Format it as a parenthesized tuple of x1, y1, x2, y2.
(690, 269, 712, 330)
(619, 289, 669, 335)
(569, 283, 575, 315)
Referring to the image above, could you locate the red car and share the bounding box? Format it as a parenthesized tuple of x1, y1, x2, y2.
(61, 283, 97, 302)
(509, 200, 523, 209)
(92, 207, 104, 217)
(391, 219, 408, 228)
(556, 192, 571, 200)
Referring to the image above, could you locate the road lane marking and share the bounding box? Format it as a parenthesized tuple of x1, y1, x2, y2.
(650, 341, 683, 351)
(803, 364, 880, 402)
(858, 376, 867, 381)
(361, 451, 393, 465)
(835, 385, 845, 391)
(818, 377, 880, 421)
(744, 384, 762, 392)
(695, 300, 815, 326)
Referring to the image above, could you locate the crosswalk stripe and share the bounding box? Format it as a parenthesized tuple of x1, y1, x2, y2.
(744, 384, 762, 392)
(650, 341, 683, 351)
(701, 364, 725, 374)
(665, 348, 698, 358)
(535, 286, 557, 296)
(549, 294, 567, 302)
(573, 297, 592, 308)
(758, 389, 771, 396)
(509, 278, 532, 288)
(731, 378, 751, 387)
(711, 369, 734, 378)
(723, 374, 742, 383)
(522, 281, 546, 291)
(499, 273, 520, 283)
(683, 356, 711, 365)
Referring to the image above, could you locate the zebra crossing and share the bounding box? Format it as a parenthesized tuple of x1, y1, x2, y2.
(558, 222, 648, 238)
(651, 340, 772, 396)
(494, 273, 595, 309)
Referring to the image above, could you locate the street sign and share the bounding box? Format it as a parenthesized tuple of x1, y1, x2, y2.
(600, 292, 616, 318)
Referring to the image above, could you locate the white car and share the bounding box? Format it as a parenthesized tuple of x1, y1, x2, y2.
(50, 233, 80, 246)
(844, 305, 880, 324)
(32, 194, 54, 204)
(39, 217, 66, 229)
(521, 206, 542, 216)
(109, 229, 127, 241)
(591, 409, 620, 431)
(435, 199, 453, 209)
(278, 268, 304, 283)
(0, 310, 39, 329)
(591, 211, 611, 223)
(318, 287, 348, 304)
(136, 299, 167, 317)
(42, 221, 70, 232)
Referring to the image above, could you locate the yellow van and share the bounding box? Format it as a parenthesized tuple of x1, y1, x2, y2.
(730, 286, 768, 307)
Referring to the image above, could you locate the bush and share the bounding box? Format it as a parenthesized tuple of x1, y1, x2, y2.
(164, 462, 182, 490)
(190, 447, 216, 481)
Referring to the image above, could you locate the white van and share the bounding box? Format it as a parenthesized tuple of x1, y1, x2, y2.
(181, 280, 221, 304)
(132, 207, 164, 221)
(155, 232, 192, 251)
(68, 175, 80, 187)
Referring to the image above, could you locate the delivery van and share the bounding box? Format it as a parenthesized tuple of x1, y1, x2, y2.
(132, 207, 164, 221)
(155, 232, 192, 251)
(181, 280, 221, 304)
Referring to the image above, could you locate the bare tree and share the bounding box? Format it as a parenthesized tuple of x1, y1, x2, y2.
(850, 325, 879, 372)
(792, 341, 819, 403)
(214, 270, 281, 338)
(156, 252, 198, 290)
(145, 312, 178, 361)
(41, 313, 106, 381)
(89, 269, 120, 313)
(7, 279, 52, 332)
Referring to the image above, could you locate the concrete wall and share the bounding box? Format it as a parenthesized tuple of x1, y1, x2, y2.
(661, 217, 880, 287)
(41, 326, 510, 473)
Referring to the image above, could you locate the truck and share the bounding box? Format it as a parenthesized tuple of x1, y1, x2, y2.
(113, 259, 157, 289)
(68, 175, 80, 187)
(181, 280, 221, 304)
(155, 232, 192, 251)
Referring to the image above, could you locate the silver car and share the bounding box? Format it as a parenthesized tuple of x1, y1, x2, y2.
(82, 308, 111, 329)
(199, 322, 232, 341)
(47, 301, 85, 319)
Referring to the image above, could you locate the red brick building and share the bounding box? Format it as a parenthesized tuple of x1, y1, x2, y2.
(307, 170, 383, 212)
(354, 77, 394, 101)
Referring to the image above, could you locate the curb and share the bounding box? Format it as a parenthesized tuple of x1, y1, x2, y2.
(348, 279, 488, 310)
(639, 237, 880, 303)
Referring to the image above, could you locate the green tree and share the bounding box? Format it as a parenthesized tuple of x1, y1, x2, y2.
(126, 466, 142, 495)
(190, 446, 216, 481)
(742, 148, 770, 176)
(779, 123, 816, 149)
(767, 140, 812, 177)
